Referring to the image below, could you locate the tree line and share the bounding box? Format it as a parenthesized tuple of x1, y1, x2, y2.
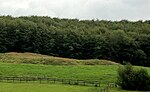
(0, 15, 150, 66)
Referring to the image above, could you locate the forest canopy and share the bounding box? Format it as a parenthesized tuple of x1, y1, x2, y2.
(0, 16, 150, 66)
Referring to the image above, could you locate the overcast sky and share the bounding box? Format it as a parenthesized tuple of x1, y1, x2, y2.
(0, 0, 150, 20)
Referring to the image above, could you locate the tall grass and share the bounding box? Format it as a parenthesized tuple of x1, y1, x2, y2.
(0, 52, 118, 65)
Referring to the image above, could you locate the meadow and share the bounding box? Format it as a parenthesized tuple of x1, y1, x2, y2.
(0, 62, 118, 84)
(0, 52, 149, 92)
(0, 82, 92, 92)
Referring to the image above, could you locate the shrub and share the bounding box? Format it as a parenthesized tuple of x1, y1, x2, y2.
(117, 64, 150, 91)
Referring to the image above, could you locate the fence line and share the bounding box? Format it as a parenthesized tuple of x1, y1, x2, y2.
(100, 83, 118, 92)
(0, 76, 100, 87)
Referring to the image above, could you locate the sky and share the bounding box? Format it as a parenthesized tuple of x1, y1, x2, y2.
(0, 0, 150, 20)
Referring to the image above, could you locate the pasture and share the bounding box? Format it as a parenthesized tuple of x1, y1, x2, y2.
(0, 82, 92, 92)
(0, 62, 118, 84)
(0, 52, 149, 92)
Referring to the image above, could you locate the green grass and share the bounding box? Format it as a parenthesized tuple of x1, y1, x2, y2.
(110, 88, 143, 92)
(0, 63, 150, 92)
(0, 52, 119, 92)
(0, 52, 150, 92)
(0, 82, 92, 92)
(0, 62, 118, 84)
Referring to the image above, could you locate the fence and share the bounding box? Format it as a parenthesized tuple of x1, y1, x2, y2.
(100, 83, 118, 92)
(0, 76, 100, 87)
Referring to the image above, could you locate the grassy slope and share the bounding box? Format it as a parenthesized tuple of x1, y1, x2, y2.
(0, 52, 118, 92)
(0, 52, 149, 92)
(0, 52, 118, 65)
(0, 62, 149, 92)
(0, 62, 117, 84)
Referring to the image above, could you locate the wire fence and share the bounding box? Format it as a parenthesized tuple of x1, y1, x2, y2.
(0, 76, 100, 87)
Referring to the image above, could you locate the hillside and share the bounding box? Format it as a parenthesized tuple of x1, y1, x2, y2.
(0, 62, 118, 92)
(0, 16, 150, 66)
(0, 52, 149, 92)
(0, 52, 118, 65)
(0, 59, 149, 92)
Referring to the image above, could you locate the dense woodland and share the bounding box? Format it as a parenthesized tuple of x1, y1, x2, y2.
(0, 16, 150, 66)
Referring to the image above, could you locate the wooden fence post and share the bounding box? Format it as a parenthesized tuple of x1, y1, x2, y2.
(25, 77, 27, 83)
(6, 77, 8, 82)
(53, 78, 55, 83)
(68, 79, 71, 84)
(0, 76, 1, 82)
(83, 81, 85, 86)
(61, 79, 63, 84)
(47, 78, 49, 83)
(12, 77, 14, 83)
(19, 77, 21, 83)
(39, 78, 41, 84)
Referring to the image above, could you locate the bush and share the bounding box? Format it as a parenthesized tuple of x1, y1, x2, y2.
(117, 64, 150, 91)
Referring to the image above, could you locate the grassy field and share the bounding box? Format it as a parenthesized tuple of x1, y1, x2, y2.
(0, 52, 149, 92)
(0, 62, 149, 92)
(110, 88, 143, 92)
(0, 62, 118, 84)
(0, 82, 92, 92)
